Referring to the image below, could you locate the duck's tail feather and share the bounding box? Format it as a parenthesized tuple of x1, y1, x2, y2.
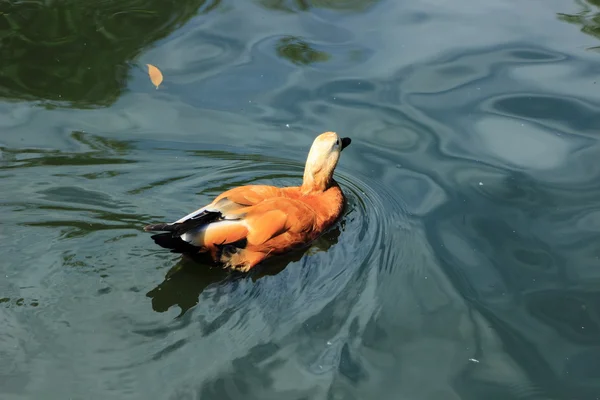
(143, 210, 222, 236)
(144, 223, 175, 232)
(150, 233, 201, 253)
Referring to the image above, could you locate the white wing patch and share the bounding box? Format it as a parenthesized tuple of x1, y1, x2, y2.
(180, 220, 248, 244)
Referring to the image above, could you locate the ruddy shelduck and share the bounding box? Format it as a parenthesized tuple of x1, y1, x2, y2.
(144, 131, 352, 272)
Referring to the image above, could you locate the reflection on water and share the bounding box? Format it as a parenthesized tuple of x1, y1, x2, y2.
(0, 0, 219, 107)
(256, 0, 380, 12)
(2, 0, 600, 398)
(276, 36, 330, 65)
(558, 0, 600, 44)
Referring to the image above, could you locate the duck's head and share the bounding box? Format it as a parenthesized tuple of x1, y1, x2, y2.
(301, 131, 351, 194)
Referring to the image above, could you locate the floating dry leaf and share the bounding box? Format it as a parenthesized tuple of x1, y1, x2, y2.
(146, 64, 163, 89)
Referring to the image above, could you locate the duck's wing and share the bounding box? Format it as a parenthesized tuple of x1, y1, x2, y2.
(144, 185, 283, 233)
(211, 184, 285, 210)
(185, 197, 316, 270)
(145, 191, 317, 267)
(241, 197, 317, 245)
(178, 196, 316, 249)
(143, 185, 301, 253)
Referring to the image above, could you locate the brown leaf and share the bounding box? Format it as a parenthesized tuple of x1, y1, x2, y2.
(146, 64, 163, 89)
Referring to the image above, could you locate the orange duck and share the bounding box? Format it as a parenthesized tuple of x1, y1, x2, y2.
(144, 131, 352, 272)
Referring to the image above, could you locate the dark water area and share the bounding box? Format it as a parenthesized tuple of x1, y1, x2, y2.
(2, 0, 600, 399)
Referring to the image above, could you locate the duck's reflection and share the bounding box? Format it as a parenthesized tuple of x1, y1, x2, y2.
(146, 222, 343, 316)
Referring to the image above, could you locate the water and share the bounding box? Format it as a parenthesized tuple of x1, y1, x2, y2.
(2, 0, 600, 398)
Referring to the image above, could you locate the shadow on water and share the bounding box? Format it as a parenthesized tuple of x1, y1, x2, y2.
(146, 218, 343, 317)
(0, 0, 220, 107)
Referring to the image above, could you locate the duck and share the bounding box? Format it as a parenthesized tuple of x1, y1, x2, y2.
(144, 131, 352, 272)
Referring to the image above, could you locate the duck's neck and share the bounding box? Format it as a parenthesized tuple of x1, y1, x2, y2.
(301, 168, 330, 195)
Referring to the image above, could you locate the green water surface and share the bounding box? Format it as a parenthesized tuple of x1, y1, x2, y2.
(2, 0, 600, 399)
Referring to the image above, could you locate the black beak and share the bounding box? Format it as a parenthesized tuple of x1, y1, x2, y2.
(341, 137, 351, 150)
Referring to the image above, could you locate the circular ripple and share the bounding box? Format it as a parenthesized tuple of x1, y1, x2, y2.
(141, 149, 401, 326)
(134, 147, 408, 398)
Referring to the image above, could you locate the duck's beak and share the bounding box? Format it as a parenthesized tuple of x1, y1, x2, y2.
(341, 137, 351, 151)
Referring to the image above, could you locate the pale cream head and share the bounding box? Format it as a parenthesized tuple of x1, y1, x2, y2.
(301, 131, 351, 194)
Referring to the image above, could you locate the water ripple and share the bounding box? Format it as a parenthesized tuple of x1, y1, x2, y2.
(111, 147, 409, 398)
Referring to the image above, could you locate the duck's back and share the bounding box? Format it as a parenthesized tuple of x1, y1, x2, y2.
(145, 183, 345, 271)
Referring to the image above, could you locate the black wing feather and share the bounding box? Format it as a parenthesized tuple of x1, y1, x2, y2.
(143, 210, 222, 237)
(150, 233, 201, 253)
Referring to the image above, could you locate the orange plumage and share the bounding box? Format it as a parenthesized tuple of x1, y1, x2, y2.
(144, 132, 352, 272)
